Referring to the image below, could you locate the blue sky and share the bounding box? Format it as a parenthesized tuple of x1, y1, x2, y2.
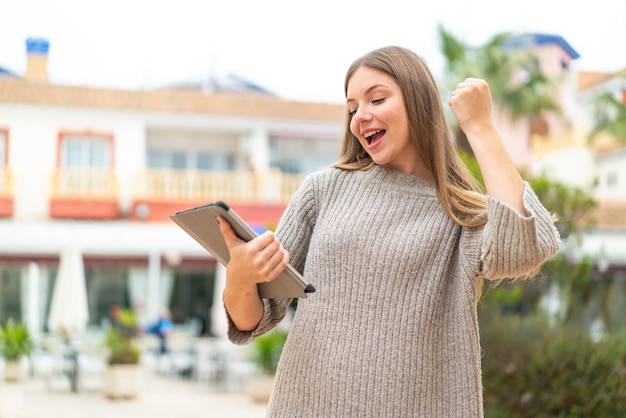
(1, 0, 624, 103)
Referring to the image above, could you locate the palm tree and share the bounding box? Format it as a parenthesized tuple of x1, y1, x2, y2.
(438, 25, 561, 153)
(588, 88, 626, 145)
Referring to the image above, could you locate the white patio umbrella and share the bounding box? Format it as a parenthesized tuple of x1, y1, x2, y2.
(211, 264, 228, 337)
(47, 247, 90, 338)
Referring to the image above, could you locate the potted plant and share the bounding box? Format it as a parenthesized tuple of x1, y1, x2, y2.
(102, 307, 142, 399)
(0, 319, 33, 382)
(244, 329, 288, 403)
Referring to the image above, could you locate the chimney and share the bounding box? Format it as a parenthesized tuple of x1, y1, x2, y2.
(25, 38, 49, 83)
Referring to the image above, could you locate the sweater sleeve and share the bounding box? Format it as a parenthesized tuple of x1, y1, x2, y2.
(225, 173, 318, 345)
(480, 182, 561, 280)
(274, 172, 318, 275)
(226, 298, 292, 345)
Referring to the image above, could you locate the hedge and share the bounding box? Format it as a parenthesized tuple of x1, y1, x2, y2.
(481, 314, 626, 417)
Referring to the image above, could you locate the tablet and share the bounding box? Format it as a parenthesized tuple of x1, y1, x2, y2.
(169, 201, 315, 299)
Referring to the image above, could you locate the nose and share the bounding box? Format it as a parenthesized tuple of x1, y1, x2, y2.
(352, 106, 372, 123)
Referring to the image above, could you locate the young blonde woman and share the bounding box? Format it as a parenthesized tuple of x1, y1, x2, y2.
(218, 46, 560, 417)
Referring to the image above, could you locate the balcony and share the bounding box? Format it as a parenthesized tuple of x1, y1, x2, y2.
(50, 168, 119, 219)
(0, 169, 14, 217)
(131, 169, 306, 224)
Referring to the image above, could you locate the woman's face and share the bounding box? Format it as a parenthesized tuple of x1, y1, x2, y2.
(346, 66, 421, 175)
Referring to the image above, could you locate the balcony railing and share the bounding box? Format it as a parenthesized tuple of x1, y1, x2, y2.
(133, 169, 305, 204)
(48, 168, 306, 213)
(50, 168, 118, 198)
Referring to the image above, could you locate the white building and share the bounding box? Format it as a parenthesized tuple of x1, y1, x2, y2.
(0, 38, 344, 338)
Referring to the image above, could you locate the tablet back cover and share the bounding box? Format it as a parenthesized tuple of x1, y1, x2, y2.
(170, 202, 313, 299)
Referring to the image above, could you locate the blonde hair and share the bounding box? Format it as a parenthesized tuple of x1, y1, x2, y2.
(333, 46, 487, 228)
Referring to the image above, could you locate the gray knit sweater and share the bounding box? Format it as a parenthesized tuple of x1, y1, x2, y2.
(227, 165, 560, 418)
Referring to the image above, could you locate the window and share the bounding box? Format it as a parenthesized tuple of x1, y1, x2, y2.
(148, 149, 234, 171)
(59, 133, 113, 168)
(197, 152, 233, 170)
(85, 267, 131, 326)
(271, 159, 301, 174)
(0, 268, 22, 323)
(168, 270, 215, 331)
(270, 136, 338, 174)
(147, 149, 188, 169)
(606, 171, 618, 188)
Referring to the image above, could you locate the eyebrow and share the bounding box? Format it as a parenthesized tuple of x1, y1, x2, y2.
(346, 83, 389, 104)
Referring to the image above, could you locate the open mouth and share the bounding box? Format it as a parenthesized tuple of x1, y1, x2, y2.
(364, 129, 385, 145)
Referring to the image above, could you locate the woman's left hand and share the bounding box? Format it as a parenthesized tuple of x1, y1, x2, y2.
(448, 77, 494, 137)
(449, 77, 527, 214)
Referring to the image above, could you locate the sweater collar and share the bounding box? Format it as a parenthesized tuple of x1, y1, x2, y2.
(364, 164, 437, 196)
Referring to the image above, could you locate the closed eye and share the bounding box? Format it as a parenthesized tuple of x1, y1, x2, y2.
(348, 98, 385, 119)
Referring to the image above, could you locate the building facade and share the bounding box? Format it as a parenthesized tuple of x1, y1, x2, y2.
(532, 65, 626, 330)
(0, 38, 344, 337)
